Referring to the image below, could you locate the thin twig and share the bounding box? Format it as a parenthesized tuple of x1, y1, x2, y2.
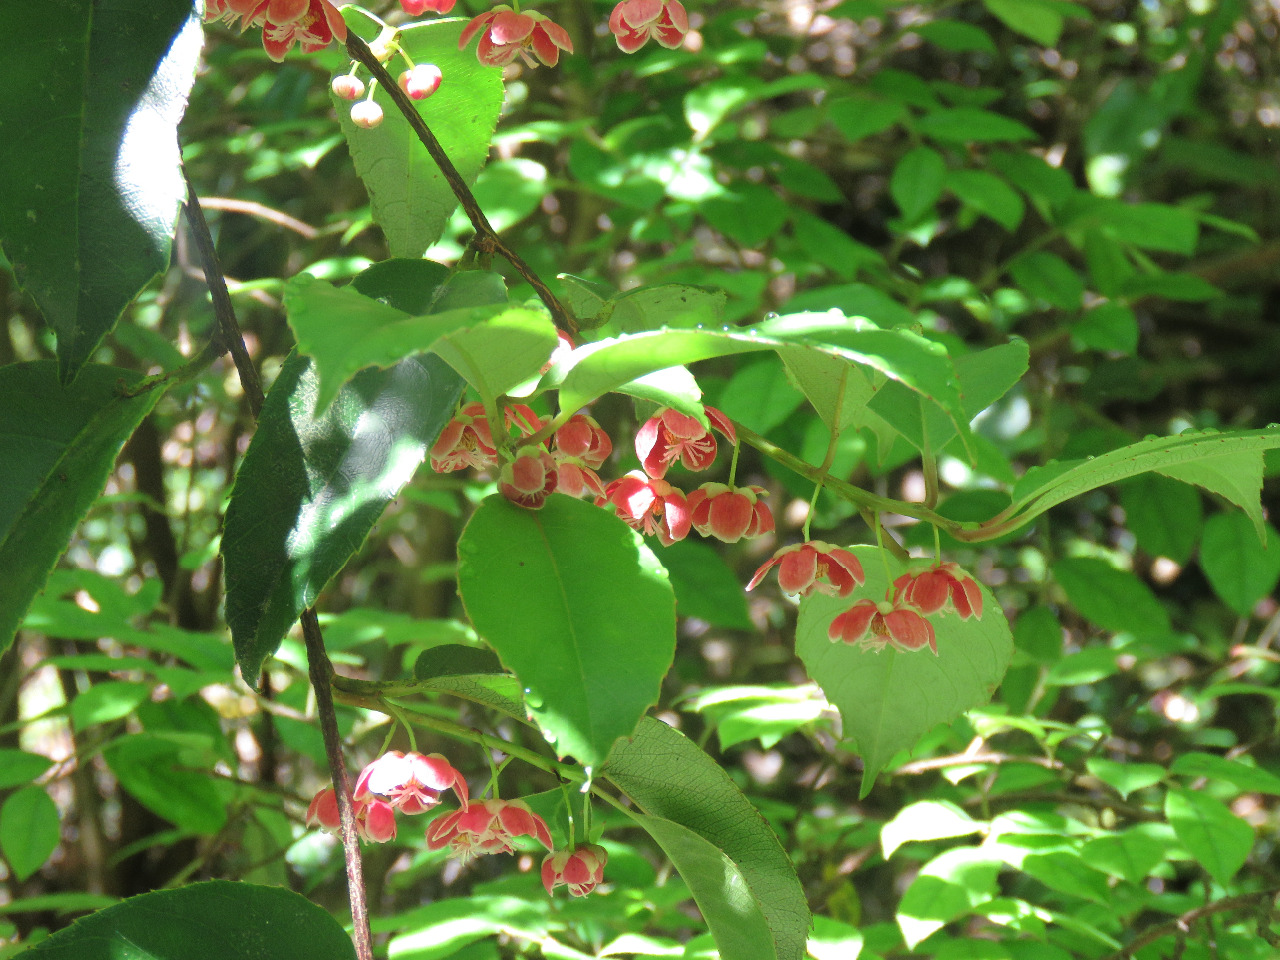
(343, 31, 576, 336)
(1103, 889, 1280, 959)
(303, 610, 373, 960)
(196, 196, 320, 239)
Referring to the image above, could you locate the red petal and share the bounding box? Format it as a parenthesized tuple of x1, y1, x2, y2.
(829, 602, 877, 644)
(885, 610, 937, 654)
(777, 547, 818, 594)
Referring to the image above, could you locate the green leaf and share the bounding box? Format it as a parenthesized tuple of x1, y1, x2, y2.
(413, 644, 505, 682)
(1073, 302, 1138, 355)
(916, 21, 998, 53)
(1165, 786, 1253, 886)
(0, 894, 117, 917)
(982, 0, 1069, 45)
(103, 734, 227, 835)
(896, 848, 1000, 949)
(659, 537, 753, 630)
(633, 815, 778, 960)
(795, 548, 1013, 795)
(1084, 758, 1165, 800)
(1080, 827, 1168, 885)
(0, 787, 60, 881)
(702, 183, 789, 248)
(456, 495, 676, 770)
(557, 314, 971, 451)
(1008, 251, 1083, 311)
(881, 801, 982, 859)
(1198, 512, 1280, 616)
(915, 108, 1036, 144)
(603, 717, 810, 960)
(1121, 473, 1198, 563)
(1005, 428, 1280, 535)
(70, 681, 152, 731)
(0, 362, 164, 656)
(0, 750, 53, 790)
(222, 350, 463, 680)
(323, 17, 504, 257)
(561, 279, 727, 335)
(890, 146, 946, 223)
(1171, 752, 1280, 795)
(0, 0, 201, 381)
(828, 93, 907, 143)
(385, 896, 549, 960)
(715, 356, 807, 436)
(284, 270, 556, 414)
(1051, 557, 1169, 636)
(9, 880, 355, 960)
(946, 170, 1025, 231)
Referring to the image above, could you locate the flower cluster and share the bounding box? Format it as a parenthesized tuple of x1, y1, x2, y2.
(204, 0, 347, 62)
(305, 751, 605, 896)
(429, 390, 775, 546)
(749, 548, 984, 656)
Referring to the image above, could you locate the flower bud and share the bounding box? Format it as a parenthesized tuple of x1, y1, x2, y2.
(399, 63, 443, 100)
(331, 73, 365, 100)
(350, 99, 384, 129)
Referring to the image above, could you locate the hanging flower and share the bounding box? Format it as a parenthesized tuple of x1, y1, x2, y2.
(608, 0, 689, 53)
(459, 5, 574, 68)
(597, 472, 691, 545)
(893, 562, 984, 620)
(499, 446, 560, 509)
(355, 798, 398, 843)
(353, 751, 468, 814)
(746, 541, 865, 597)
(634, 406, 735, 479)
(685, 482, 773, 543)
(400, 0, 456, 14)
(431, 402, 498, 472)
(260, 0, 348, 61)
(542, 843, 608, 897)
(829, 597, 937, 655)
(426, 798, 553, 860)
(555, 413, 612, 469)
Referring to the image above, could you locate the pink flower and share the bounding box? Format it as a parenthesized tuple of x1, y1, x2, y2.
(747, 541, 866, 597)
(306, 786, 342, 833)
(355, 798, 397, 843)
(431, 402, 498, 472)
(426, 798, 553, 860)
(354, 751, 468, 815)
(305, 786, 397, 843)
(554, 458, 607, 499)
(829, 597, 937, 655)
(459, 5, 574, 68)
(685, 482, 773, 543)
(505, 403, 545, 439)
(597, 471, 690, 545)
(499, 446, 560, 509)
(608, 0, 689, 53)
(542, 843, 607, 897)
(259, 0, 348, 61)
(893, 562, 984, 620)
(634, 406, 735, 479)
(400, 0, 456, 14)
(555, 413, 612, 469)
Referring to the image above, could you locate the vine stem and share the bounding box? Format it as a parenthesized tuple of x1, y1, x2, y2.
(183, 172, 373, 960)
(343, 31, 576, 336)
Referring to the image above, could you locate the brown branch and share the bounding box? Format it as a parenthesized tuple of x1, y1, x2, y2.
(1104, 888, 1280, 959)
(196, 196, 320, 240)
(184, 170, 371, 960)
(343, 31, 576, 336)
(303, 610, 373, 960)
(182, 170, 266, 413)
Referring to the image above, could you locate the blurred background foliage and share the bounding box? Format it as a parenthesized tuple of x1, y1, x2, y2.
(3, 0, 1280, 957)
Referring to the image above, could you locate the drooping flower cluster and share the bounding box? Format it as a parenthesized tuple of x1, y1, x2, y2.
(749, 546, 984, 657)
(203, 0, 347, 62)
(305, 750, 605, 896)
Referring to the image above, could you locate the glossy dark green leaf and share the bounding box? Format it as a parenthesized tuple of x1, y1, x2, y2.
(604, 718, 810, 960)
(321, 16, 504, 257)
(222, 350, 464, 680)
(796, 549, 1013, 795)
(633, 814, 778, 960)
(456, 495, 676, 770)
(0, 787, 60, 881)
(1052, 557, 1169, 636)
(1198, 512, 1280, 616)
(10, 880, 355, 960)
(0, 1, 201, 381)
(413, 644, 505, 681)
(0, 362, 164, 655)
